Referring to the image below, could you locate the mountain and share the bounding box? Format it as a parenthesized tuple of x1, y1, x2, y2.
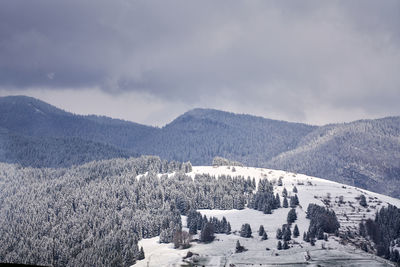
(0, 95, 156, 167)
(267, 117, 400, 198)
(1, 95, 399, 198)
(0, 95, 157, 152)
(139, 108, 316, 166)
(0, 96, 316, 167)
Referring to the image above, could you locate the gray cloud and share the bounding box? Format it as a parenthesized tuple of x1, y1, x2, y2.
(0, 0, 399, 125)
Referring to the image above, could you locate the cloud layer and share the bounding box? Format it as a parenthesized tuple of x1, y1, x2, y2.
(1, 0, 399, 125)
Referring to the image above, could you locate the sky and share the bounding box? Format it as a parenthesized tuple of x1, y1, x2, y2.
(0, 0, 399, 127)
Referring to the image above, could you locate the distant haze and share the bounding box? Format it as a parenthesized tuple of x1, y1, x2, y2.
(1, 1, 399, 126)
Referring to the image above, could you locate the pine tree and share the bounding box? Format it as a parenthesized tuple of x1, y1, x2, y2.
(324, 234, 328, 241)
(317, 228, 324, 240)
(287, 208, 297, 224)
(289, 195, 299, 208)
(293, 224, 299, 238)
(359, 194, 368, 207)
(283, 197, 288, 208)
(283, 241, 289, 250)
(277, 241, 282, 250)
(283, 225, 291, 241)
(282, 188, 288, 198)
(275, 193, 281, 208)
(226, 222, 232, 235)
(221, 217, 228, 233)
(235, 240, 245, 253)
(293, 186, 298, 193)
(258, 225, 265, 236)
(200, 223, 215, 243)
(276, 228, 283, 239)
(263, 204, 272, 214)
(262, 232, 268, 240)
(188, 219, 198, 235)
(278, 177, 283, 186)
(240, 223, 252, 238)
(138, 246, 145, 260)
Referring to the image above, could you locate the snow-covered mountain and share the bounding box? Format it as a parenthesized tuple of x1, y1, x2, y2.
(1, 96, 400, 198)
(136, 166, 400, 267)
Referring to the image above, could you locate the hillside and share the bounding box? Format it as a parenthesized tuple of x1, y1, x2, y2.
(0, 157, 399, 266)
(0, 127, 131, 168)
(267, 117, 400, 198)
(136, 165, 400, 266)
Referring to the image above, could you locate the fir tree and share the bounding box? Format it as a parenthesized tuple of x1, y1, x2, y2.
(293, 224, 299, 238)
(283, 197, 289, 208)
(200, 223, 215, 243)
(287, 208, 297, 224)
(283, 241, 289, 250)
(317, 228, 324, 240)
(226, 222, 232, 235)
(289, 195, 299, 208)
(262, 232, 268, 240)
(277, 241, 282, 250)
(293, 186, 298, 193)
(283, 225, 291, 241)
(258, 225, 265, 236)
(240, 223, 252, 238)
(324, 234, 328, 241)
(275, 193, 281, 208)
(282, 187, 288, 198)
(276, 228, 283, 239)
(359, 194, 368, 207)
(138, 247, 145, 260)
(263, 204, 272, 214)
(235, 240, 245, 253)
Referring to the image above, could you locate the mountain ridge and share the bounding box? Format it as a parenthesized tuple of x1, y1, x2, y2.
(1, 95, 399, 198)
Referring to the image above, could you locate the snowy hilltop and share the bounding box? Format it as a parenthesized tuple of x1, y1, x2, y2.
(136, 166, 400, 267)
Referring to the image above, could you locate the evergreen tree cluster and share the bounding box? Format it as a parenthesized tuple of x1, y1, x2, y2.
(186, 210, 231, 236)
(360, 205, 400, 263)
(248, 178, 280, 214)
(276, 224, 292, 242)
(305, 204, 340, 241)
(212, 156, 244, 167)
(277, 240, 289, 250)
(240, 223, 252, 238)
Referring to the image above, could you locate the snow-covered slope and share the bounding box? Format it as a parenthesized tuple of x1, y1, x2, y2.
(135, 166, 400, 267)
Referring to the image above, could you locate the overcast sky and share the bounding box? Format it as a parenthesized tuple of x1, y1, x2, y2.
(1, 0, 399, 126)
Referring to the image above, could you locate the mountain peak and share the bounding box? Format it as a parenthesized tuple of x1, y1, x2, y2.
(0, 95, 69, 117)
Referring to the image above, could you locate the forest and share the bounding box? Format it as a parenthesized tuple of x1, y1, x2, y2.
(0, 156, 256, 266)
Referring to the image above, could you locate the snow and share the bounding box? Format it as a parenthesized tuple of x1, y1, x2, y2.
(134, 166, 399, 267)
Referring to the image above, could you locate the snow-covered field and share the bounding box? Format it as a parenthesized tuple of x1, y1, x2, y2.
(135, 166, 400, 267)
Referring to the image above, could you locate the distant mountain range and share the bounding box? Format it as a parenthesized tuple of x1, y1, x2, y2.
(1, 95, 399, 198)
